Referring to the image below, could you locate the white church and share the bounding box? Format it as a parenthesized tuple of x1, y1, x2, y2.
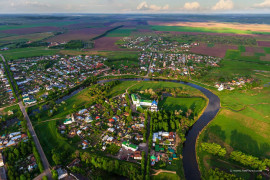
(131, 94, 158, 112)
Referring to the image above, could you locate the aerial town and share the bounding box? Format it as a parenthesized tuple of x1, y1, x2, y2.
(0, 13, 269, 180)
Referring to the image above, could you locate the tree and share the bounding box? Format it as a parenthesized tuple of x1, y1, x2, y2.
(52, 151, 61, 165)
(51, 170, 58, 180)
(19, 175, 27, 180)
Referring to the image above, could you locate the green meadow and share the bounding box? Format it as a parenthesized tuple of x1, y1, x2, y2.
(159, 97, 206, 115)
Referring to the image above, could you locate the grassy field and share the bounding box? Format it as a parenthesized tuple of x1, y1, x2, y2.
(1, 47, 59, 60)
(152, 172, 180, 180)
(196, 43, 270, 178)
(151, 25, 270, 35)
(202, 57, 270, 84)
(105, 28, 137, 37)
(0, 32, 53, 42)
(159, 97, 206, 115)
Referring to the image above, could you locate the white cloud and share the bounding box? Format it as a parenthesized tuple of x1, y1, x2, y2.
(137, 1, 169, 11)
(253, 0, 270, 8)
(137, 2, 148, 10)
(212, 0, 234, 10)
(9, 0, 50, 8)
(184, 2, 200, 10)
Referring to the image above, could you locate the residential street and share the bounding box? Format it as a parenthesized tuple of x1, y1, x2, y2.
(0, 54, 52, 180)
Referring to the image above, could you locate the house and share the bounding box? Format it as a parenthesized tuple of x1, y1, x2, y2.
(122, 141, 138, 151)
(56, 168, 68, 179)
(134, 151, 142, 160)
(84, 116, 93, 123)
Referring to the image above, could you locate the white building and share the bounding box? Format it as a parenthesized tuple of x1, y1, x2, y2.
(131, 94, 158, 112)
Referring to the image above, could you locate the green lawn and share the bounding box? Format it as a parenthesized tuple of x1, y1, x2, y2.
(159, 97, 206, 116)
(152, 172, 179, 180)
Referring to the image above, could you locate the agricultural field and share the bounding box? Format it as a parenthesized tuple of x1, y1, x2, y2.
(105, 28, 137, 37)
(1, 47, 59, 60)
(92, 37, 128, 51)
(149, 21, 270, 34)
(46, 27, 112, 43)
(0, 32, 53, 46)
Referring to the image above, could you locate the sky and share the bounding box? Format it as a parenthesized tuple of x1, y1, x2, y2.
(0, 0, 270, 14)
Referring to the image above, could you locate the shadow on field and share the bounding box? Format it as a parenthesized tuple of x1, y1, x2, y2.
(230, 130, 270, 158)
(202, 125, 226, 142)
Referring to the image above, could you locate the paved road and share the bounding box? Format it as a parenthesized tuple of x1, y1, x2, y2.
(0, 54, 52, 180)
(98, 78, 220, 180)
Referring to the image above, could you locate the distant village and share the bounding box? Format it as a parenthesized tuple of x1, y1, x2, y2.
(8, 55, 109, 105)
(121, 36, 199, 52)
(138, 52, 221, 78)
(215, 77, 255, 91)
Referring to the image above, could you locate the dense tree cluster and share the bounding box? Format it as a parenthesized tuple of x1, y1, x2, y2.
(3, 140, 43, 180)
(201, 142, 226, 157)
(151, 110, 192, 133)
(88, 80, 120, 97)
(79, 152, 143, 180)
(230, 151, 269, 170)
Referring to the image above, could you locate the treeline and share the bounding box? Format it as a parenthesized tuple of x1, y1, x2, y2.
(14, 41, 49, 48)
(201, 142, 270, 170)
(208, 168, 243, 180)
(201, 143, 226, 157)
(72, 152, 143, 180)
(91, 26, 123, 41)
(230, 151, 270, 170)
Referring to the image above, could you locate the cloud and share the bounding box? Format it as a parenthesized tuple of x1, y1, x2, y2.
(183, 2, 200, 10)
(137, 1, 169, 11)
(212, 0, 234, 10)
(9, 0, 50, 8)
(253, 0, 270, 8)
